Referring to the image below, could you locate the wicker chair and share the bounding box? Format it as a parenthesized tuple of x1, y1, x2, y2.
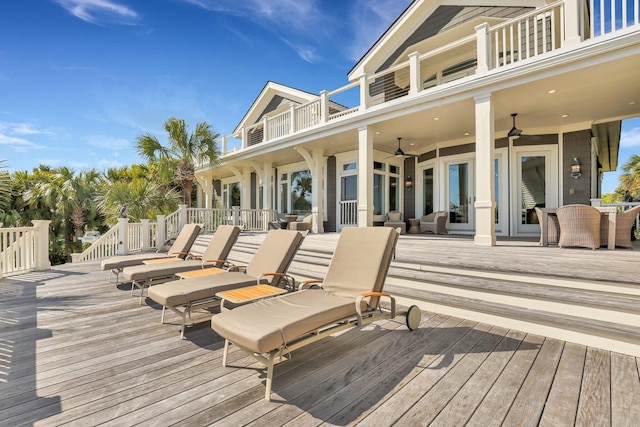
(556, 205, 601, 250)
(534, 207, 560, 245)
(599, 204, 640, 249)
(420, 211, 448, 235)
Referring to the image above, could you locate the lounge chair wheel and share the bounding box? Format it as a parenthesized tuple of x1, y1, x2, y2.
(405, 305, 421, 331)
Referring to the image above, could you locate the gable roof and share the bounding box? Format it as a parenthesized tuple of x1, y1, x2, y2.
(348, 0, 543, 80)
(233, 81, 318, 133)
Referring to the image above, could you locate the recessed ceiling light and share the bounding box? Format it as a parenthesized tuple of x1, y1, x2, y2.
(410, 142, 415, 146)
(375, 131, 381, 135)
(547, 89, 556, 94)
(434, 117, 439, 121)
(464, 132, 470, 136)
(561, 114, 569, 118)
(629, 101, 636, 105)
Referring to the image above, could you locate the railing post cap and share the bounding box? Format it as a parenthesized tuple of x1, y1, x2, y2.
(475, 22, 490, 31)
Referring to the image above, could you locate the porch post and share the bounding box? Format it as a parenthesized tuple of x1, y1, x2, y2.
(263, 162, 273, 210)
(357, 126, 374, 227)
(141, 219, 151, 251)
(31, 220, 51, 270)
(563, 0, 582, 47)
(117, 217, 129, 255)
(241, 167, 252, 209)
(474, 93, 496, 246)
(408, 51, 420, 95)
(295, 147, 325, 233)
(475, 23, 490, 76)
(178, 204, 188, 228)
(156, 215, 166, 249)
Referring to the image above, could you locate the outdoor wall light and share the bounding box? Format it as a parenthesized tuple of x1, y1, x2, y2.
(405, 176, 413, 190)
(570, 157, 582, 179)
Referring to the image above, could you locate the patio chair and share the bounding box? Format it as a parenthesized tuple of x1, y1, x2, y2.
(534, 207, 560, 245)
(420, 211, 448, 235)
(101, 223, 202, 285)
(383, 211, 406, 234)
(556, 205, 601, 250)
(147, 229, 307, 338)
(210, 227, 421, 401)
(289, 214, 312, 232)
(123, 225, 241, 304)
(600, 204, 640, 249)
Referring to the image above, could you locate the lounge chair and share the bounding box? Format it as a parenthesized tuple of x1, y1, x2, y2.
(123, 225, 241, 304)
(210, 227, 420, 401)
(148, 229, 307, 338)
(100, 223, 202, 285)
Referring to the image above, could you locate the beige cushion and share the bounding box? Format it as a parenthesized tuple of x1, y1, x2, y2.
(422, 213, 436, 222)
(245, 230, 304, 280)
(211, 289, 355, 354)
(387, 211, 402, 221)
(149, 272, 259, 307)
(123, 259, 207, 281)
(101, 252, 167, 270)
(201, 225, 240, 267)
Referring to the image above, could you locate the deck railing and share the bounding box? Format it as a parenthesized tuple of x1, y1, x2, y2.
(187, 207, 278, 232)
(215, 0, 639, 156)
(0, 220, 50, 277)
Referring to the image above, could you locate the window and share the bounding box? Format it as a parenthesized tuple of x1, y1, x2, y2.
(291, 170, 312, 215)
(423, 168, 434, 215)
(373, 173, 385, 215)
(229, 183, 240, 207)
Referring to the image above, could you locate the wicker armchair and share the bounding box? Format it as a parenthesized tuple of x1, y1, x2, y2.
(420, 211, 448, 235)
(556, 205, 601, 250)
(383, 211, 406, 234)
(599, 204, 640, 249)
(534, 207, 560, 245)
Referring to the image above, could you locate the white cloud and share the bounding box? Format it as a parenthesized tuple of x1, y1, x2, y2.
(620, 126, 640, 148)
(53, 0, 139, 25)
(0, 134, 44, 152)
(87, 134, 129, 150)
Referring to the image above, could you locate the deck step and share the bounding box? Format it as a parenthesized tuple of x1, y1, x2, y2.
(229, 238, 640, 356)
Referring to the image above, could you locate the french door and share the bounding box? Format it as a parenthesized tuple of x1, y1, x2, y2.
(338, 174, 357, 229)
(445, 157, 475, 233)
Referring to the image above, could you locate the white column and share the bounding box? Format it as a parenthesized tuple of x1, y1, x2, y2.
(117, 217, 129, 255)
(359, 75, 368, 111)
(475, 23, 490, 75)
(178, 204, 188, 229)
(320, 90, 329, 124)
(156, 215, 166, 249)
(474, 93, 496, 246)
(563, 0, 582, 47)
(241, 167, 252, 209)
(408, 51, 420, 95)
(296, 147, 325, 234)
(358, 126, 374, 227)
(141, 219, 151, 251)
(31, 220, 52, 270)
(263, 162, 273, 210)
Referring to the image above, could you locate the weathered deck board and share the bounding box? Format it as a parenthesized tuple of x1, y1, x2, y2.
(0, 234, 639, 426)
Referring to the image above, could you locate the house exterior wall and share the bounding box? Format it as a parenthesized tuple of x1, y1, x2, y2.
(563, 129, 593, 205)
(404, 157, 416, 220)
(250, 172, 257, 209)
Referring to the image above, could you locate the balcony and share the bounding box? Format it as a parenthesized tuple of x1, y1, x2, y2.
(219, 0, 639, 156)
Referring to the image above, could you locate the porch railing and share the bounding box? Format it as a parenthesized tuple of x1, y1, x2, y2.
(187, 207, 278, 232)
(339, 200, 358, 228)
(0, 220, 51, 277)
(216, 0, 639, 156)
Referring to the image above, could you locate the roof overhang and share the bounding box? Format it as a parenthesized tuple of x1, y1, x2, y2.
(592, 121, 621, 172)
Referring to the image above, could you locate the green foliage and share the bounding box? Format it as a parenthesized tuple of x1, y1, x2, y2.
(136, 117, 220, 207)
(615, 154, 640, 201)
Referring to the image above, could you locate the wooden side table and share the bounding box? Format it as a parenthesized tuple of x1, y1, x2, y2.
(408, 218, 420, 234)
(216, 284, 287, 311)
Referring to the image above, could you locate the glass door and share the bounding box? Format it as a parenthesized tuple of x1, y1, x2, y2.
(445, 159, 475, 232)
(339, 174, 358, 229)
(512, 147, 558, 235)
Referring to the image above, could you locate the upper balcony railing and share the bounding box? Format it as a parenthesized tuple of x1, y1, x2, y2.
(218, 0, 638, 156)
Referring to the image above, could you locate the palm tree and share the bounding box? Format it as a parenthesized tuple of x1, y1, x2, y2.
(136, 118, 220, 207)
(616, 154, 640, 201)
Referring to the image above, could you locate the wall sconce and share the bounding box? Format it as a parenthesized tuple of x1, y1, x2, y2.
(570, 157, 582, 179)
(405, 176, 413, 191)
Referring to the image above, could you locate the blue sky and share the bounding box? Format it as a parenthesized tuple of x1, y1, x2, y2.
(0, 0, 637, 194)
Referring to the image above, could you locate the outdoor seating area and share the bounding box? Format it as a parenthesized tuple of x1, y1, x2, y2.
(538, 204, 639, 250)
(2, 231, 639, 425)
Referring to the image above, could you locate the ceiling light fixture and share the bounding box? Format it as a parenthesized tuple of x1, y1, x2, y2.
(547, 89, 556, 94)
(561, 114, 569, 118)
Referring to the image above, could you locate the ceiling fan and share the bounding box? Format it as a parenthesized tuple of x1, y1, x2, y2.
(390, 137, 417, 158)
(507, 113, 540, 140)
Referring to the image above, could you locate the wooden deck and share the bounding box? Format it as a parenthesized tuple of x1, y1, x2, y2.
(1, 234, 640, 426)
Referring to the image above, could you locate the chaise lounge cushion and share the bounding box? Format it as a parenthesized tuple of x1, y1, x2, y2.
(149, 272, 260, 307)
(212, 290, 355, 354)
